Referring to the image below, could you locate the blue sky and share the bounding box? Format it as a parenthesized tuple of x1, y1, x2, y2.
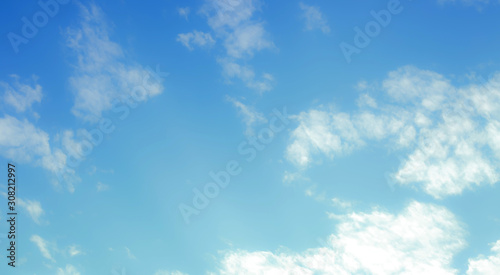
(1, 0, 500, 274)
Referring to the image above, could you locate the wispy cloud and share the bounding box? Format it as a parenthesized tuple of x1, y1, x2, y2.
(57, 264, 81, 275)
(0, 74, 42, 113)
(17, 198, 44, 224)
(299, 2, 330, 34)
(177, 7, 190, 20)
(96, 181, 110, 192)
(226, 96, 267, 136)
(125, 246, 136, 260)
(0, 114, 82, 193)
(177, 30, 215, 50)
(68, 245, 82, 257)
(30, 235, 55, 262)
(177, 0, 275, 93)
(65, 3, 164, 122)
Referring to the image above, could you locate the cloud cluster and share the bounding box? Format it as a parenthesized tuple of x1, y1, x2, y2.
(467, 240, 500, 274)
(66, 4, 163, 122)
(177, 0, 275, 93)
(286, 66, 500, 198)
(214, 201, 465, 274)
(0, 3, 166, 193)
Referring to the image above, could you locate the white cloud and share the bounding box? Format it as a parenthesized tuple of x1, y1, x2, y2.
(382, 66, 451, 111)
(226, 96, 267, 136)
(57, 264, 81, 275)
(286, 110, 364, 167)
(0, 115, 50, 162)
(177, 31, 215, 50)
(193, 0, 275, 93)
(223, 22, 274, 59)
(299, 3, 330, 34)
(17, 198, 44, 224)
(177, 7, 190, 20)
(467, 240, 500, 274)
(202, 0, 259, 30)
(285, 66, 500, 198)
(125, 246, 136, 260)
(68, 245, 82, 257)
(0, 115, 80, 192)
(215, 201, 465, 274)
(0, 74, 42, 112)
(331, 198, 352, 209)
(282, 170, 309, 184)
(65, 3, 164, 122)
(356, 93, 377, 108)
(30, 235, 55, 262)
(218, 59, 273, 93)
(96, 181, 110, 192)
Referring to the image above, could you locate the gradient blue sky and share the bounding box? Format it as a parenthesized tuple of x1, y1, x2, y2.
(1, 0, 500, 274)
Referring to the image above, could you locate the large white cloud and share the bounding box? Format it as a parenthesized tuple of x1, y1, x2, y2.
(214, 201, 465, 274)
(286, 66, 500, 198)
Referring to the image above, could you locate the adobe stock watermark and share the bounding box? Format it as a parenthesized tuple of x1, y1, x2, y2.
(54, 65, 168, 184)
(7, 0, 71, 54)
(339, 0, 410, 63)
(178, 107, 289, 224)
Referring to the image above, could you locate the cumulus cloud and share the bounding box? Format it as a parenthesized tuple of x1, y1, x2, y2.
(177, 31, 215, 50)
(467, 240, 500, 274)
(285, 66, 500, 198)
(299, 2, 330, 34)
(214, 201, 465, 274)
(65, 3, 164, 122)
(0, 74, 42, 112)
